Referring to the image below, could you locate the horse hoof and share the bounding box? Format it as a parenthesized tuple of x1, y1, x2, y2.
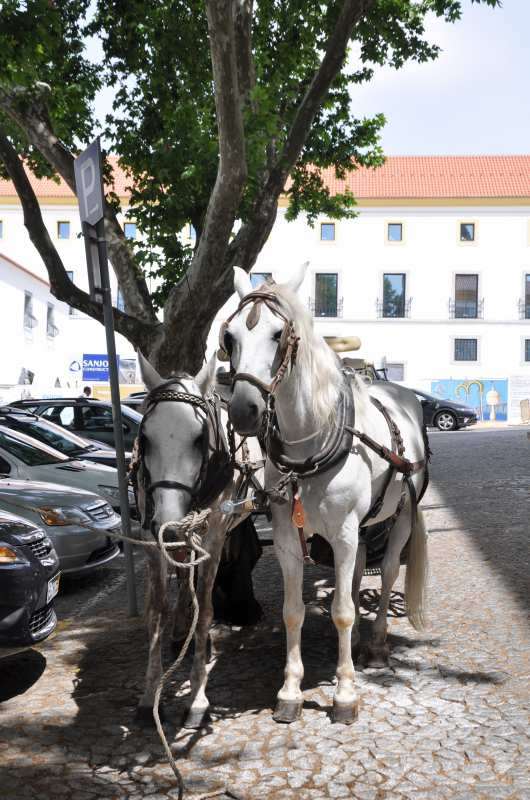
(272, 699, 303, 724)
(332, 700, 359, 725)
(366, 647, 389, 668)
(183, 708, 210, 729)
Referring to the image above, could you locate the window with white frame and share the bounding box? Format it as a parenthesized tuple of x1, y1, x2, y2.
(0, 220, 3, 238)
(459, 222, 475, 242)
(454, 274, 479, 318)
(382, 273, 406, 317)
(57, 220, 70, 239)
(46, 303, 59, 338)
(525, 339, 530, 363)
(250, 272, 272, 289)
(124, 222, 137, 240)
(454, 338, 477, 361)
(320, 222, 335, 241)
(23, 292, 37, 330)
(386, 362, 405, 381)
(387, 222, 403, 242)
(314, 273, 338, 317)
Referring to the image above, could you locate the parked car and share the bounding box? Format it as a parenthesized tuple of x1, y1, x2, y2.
(0, 510, 60, 647)
(0, 478, 121, 574)
(413, 390, 478, 431)
(0, 406, 130, 469)
(121, 392, 146, 409)
(12, 398, 142, 450)
(0, 424, 135, 514)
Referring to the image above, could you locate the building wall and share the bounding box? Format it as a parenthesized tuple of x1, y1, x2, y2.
(243, 203, 530, 390)
(0, 255, 71, 400)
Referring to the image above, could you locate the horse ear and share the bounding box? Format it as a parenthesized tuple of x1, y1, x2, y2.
(194, 354, 217, 395)
(137, 350, 162, 391)
(233, 266, 253, 299)
(286, 260, 310, 294)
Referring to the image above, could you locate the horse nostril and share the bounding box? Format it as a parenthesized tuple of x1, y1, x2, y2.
(248, 402, 259, 417)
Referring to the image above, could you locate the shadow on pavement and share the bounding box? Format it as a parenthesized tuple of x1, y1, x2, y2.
(0, 649, 47, 702)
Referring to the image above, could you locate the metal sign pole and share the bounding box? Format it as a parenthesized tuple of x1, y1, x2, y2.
(75, 137, 138, 617)
(95, 220, 138, 617)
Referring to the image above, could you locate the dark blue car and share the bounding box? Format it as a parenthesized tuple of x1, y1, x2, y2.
(0, 511, 60, 647)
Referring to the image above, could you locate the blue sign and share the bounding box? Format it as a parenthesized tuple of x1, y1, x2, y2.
(431, 379, 508, 422)
(82, 354, 116, 381)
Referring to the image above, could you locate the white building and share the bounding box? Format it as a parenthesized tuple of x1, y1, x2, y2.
(1, 155, 529, 420)
(240, 156, 530, 422)
(0, 253, 71, 403)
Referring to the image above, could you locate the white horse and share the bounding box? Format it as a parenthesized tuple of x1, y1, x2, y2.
(224, 263, 429, 724)
(134, 353, 262, 729)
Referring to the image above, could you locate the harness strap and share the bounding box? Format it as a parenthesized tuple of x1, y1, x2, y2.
(347, 427, 425, 475)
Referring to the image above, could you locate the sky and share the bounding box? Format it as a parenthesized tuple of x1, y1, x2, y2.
(91, 0, 530, 156)
(349, 0, 530, 154)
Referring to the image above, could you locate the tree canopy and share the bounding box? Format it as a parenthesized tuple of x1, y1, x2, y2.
(0, 0, 499, 372)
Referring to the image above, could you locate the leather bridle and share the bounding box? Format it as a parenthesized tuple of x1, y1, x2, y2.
(219, 288, 300, 400)
(129, 376, 233, 531)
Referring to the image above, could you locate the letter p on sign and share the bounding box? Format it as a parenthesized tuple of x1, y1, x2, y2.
(74, 138, 104, 226)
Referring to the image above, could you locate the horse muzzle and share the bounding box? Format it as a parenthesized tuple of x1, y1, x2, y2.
(228, 382, 266, 435)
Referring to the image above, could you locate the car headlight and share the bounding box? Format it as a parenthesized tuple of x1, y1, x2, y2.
(0, 544, 23, 564)
(36, 506, 91, 527)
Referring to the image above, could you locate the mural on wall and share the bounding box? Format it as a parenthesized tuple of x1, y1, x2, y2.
(431, 379, 508, 421)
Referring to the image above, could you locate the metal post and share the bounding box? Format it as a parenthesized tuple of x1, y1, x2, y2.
(95, 218, 139, 617)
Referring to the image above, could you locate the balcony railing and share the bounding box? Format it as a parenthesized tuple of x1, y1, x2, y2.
(376, 297, 412, 319)
(449, 298, 484, 319)
(308, 296, 343, 318)
(518, 298, 530, 320)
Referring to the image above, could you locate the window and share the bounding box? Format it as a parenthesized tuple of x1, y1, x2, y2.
(46, 303, 59, 338)
(0, 220, 3, 238)
(320, 222, 335, 241)
(23, 292, 37, 330)
(117, 288, 125, 312)
(124, 222, 137, 240)
(66, 271, 75, 315)
(454, 274, 478, 318)
(42, 406, 75, 427)
(525, 339, 530, 362)
(314, 273, 338, 317)
(383, 274, 406, 318)
(17, 367, 35, 385)
(387, 223, 402, 242)
(525, 274, 530, 319)
(0, 429, 66, 467)
(454, 338, 477, 361)
(460, 222, 475, 242)
(250, 272, 272, 289)
(57, 221, 70, 239)
(386, 363, 405, 381)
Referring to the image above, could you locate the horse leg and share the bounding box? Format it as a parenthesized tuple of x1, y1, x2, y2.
(330, 530, 360, 724)
(352, 541, 366, 653)
(367, 504, 411, 667)
(273, 523, 305, 724)
(184, 523, 226, 729)
(137, 547, 169, 722)
(170, 571, 194, 649)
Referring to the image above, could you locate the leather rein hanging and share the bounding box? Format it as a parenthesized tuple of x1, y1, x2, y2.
(129, 376, 234, 532)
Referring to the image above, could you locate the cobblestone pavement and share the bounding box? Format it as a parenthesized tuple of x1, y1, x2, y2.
(0, 427, 529, 799)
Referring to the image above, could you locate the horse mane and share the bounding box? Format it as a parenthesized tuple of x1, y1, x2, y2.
(269, 282, 369, 427)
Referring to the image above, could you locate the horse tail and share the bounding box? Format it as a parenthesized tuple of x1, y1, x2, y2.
(405, 503, 428, 630)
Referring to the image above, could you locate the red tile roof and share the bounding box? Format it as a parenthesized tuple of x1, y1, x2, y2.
(0, 155, 528, 200)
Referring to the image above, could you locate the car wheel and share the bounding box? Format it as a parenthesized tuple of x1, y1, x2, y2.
(434, 411, 457, 431)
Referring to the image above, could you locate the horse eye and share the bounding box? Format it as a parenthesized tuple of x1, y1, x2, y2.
(194, 433, 204, 449)
(272, 330, 282, 342)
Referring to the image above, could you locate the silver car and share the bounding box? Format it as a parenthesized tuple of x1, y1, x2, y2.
(0, 478, 121, 575)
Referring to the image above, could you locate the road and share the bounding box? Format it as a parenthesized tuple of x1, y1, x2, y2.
(0, 426, 529, 799)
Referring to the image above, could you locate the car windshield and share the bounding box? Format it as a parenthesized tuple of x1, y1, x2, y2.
(3, 414, 89, 457)
(0, 426, 68, 466)
(121, 405, 142, 423)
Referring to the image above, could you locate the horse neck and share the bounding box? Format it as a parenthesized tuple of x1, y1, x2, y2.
(274, 354, 337, 444)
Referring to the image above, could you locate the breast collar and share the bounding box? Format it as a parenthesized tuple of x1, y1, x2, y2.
(129, 376, 234, 531)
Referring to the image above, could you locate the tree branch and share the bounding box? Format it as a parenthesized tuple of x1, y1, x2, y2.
(0, 127, 159, 351)
(160, 0, 248, 363)
(233, 0, 256, 110)
(0, 83, 157, 325)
